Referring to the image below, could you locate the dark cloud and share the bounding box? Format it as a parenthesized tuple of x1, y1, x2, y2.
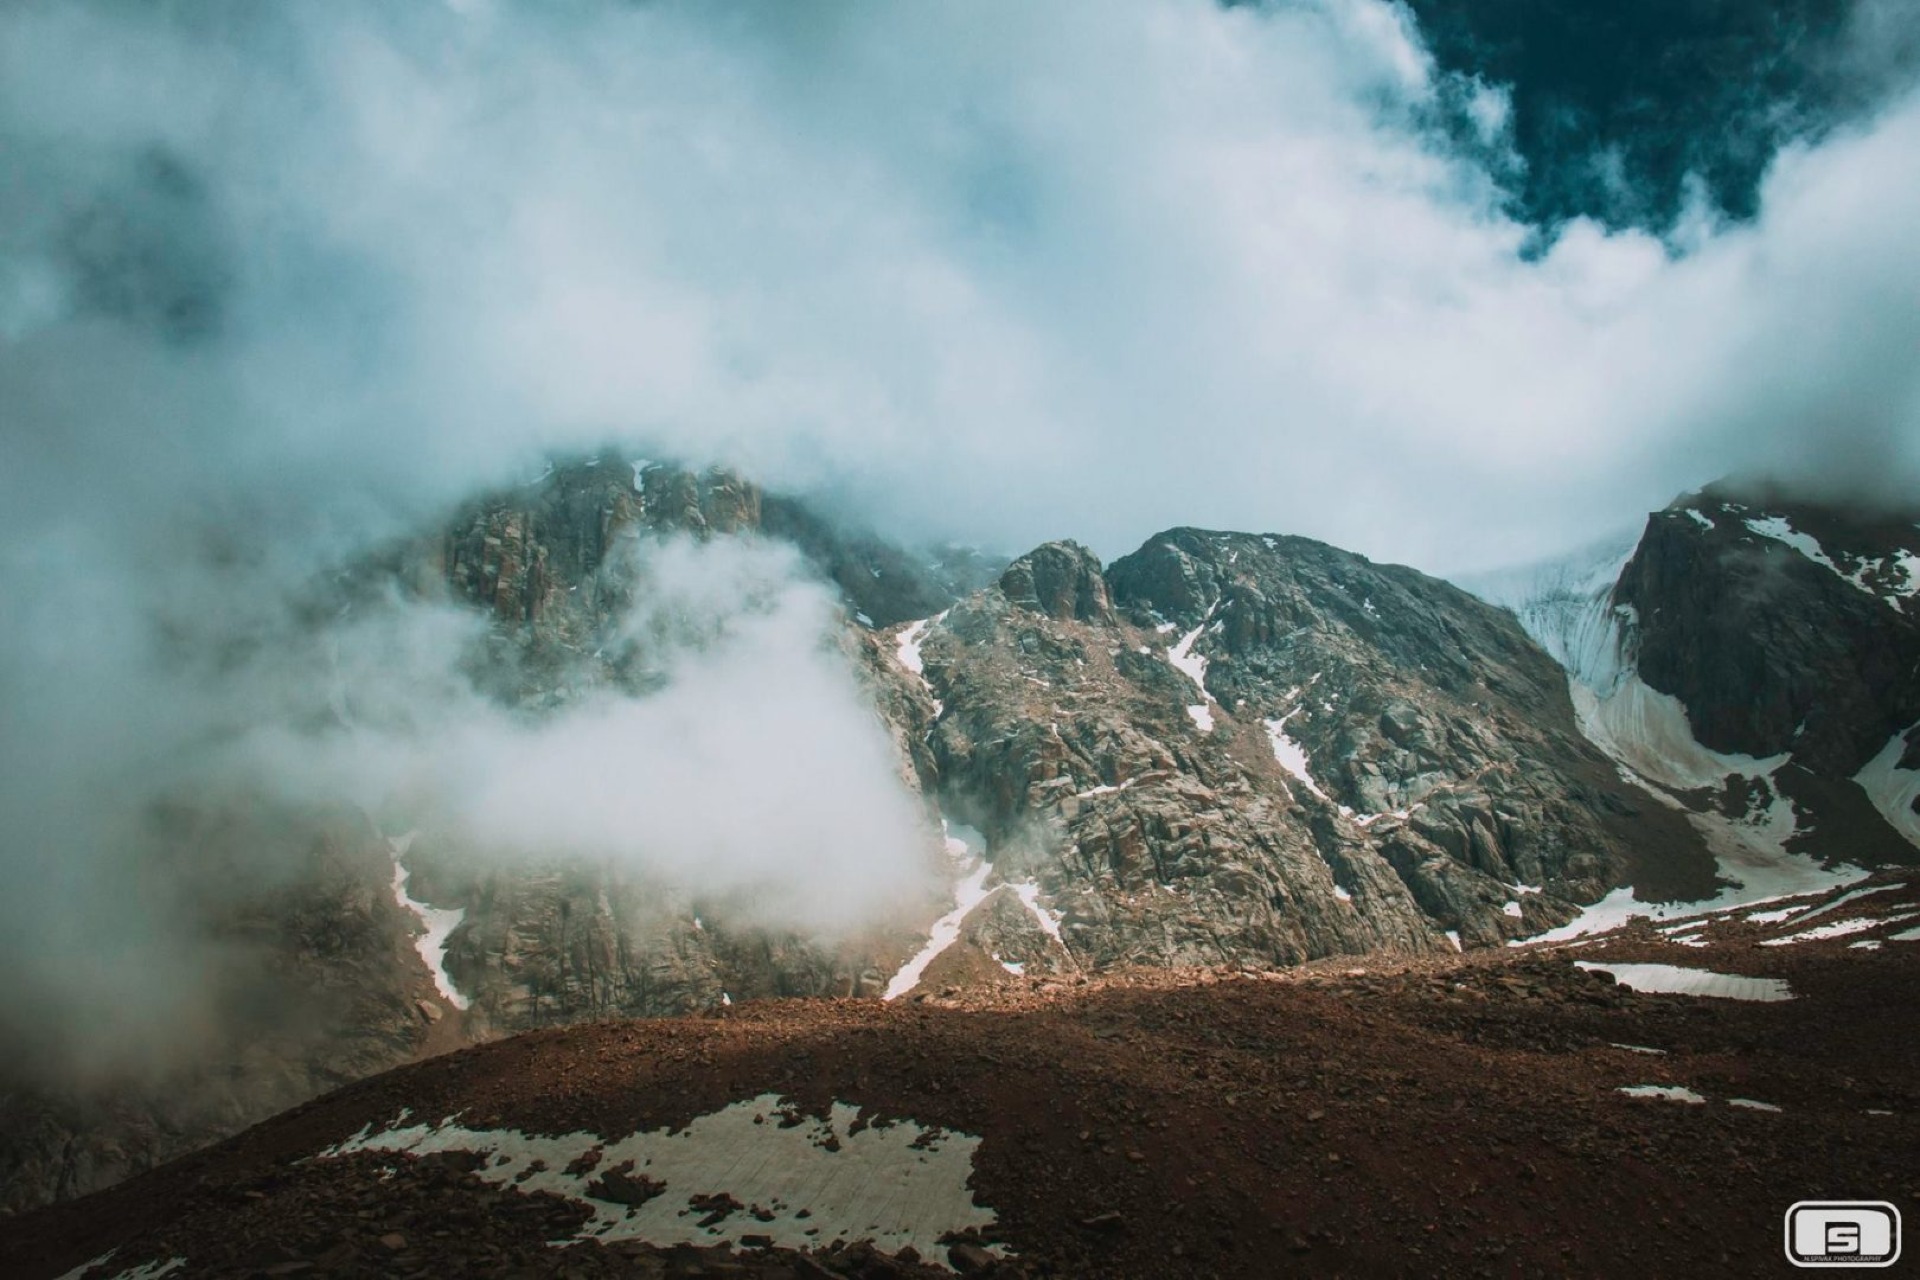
(1402, 0, 1920, 233)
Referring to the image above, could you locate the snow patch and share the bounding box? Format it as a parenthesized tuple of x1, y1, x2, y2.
(1514, 794, 1862, 943)
(317, 1094, 1000, 1261)
(1007, 880, 1066, 944)
(882, 826, 1066, 999)
(1262, 711, 1323, 799)
(884, 823, 994, 1001)
(389, 844, 470, 1011)
(1574, 961, 1793, 1002)
(1501, 902, 1523, 919)
(54, 1256, 188, 1280)
(1186, 703, 1215, 733)
(1458, 533, 1636, 690)
(1728, 1098, 1782, 1112)
(1071, 778, 1141, 801)
(1760, 913, 1920, 946)
(1609, 1043, 1667, 1055)
(1743, 515, 1912, 609)
(1779, 884, 1902, 927)
(1444, 930, 1462, 952)
(1571, 675, 1786, 793)
(1744, 514, 1841, 573)
(1167, 617, 1214, 701)
(894, 617, 934, 677)
(1522, 884, 1789, 945)
(892, 614, 949, 718)
(1854, 728, 1920, 851)
(1617, 1085, 1706, 1104)
(1897, 551, 1920, 596)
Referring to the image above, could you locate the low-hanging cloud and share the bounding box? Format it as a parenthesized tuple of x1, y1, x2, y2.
(2, 0, 1918, 1067)
(239, 536, 935, 931)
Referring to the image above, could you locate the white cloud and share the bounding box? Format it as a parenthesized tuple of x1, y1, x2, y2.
(238, 538, 935, 932)
(5, 0, 1917, 571)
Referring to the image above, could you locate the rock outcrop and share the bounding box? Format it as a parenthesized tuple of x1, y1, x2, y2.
(1471, 483, 1920, 887)
(1617, 485, 1920, 776)
(879, 529, 1720, 983)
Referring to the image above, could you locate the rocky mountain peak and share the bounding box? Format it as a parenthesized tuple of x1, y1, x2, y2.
(897, 520, 1720, 988)
(1474, 479, 1920, 910)
(1617, 486, 1920, 774)
(996, 541, 1113, 624)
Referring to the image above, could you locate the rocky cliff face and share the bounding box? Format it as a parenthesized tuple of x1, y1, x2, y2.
(0, 459, 998, 1215)
(891, 528, 1711, 980)
(1617, 486, 1920, 776)
(1470, 484, 1920, 904)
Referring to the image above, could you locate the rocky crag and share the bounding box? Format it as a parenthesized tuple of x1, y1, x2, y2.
(891, 528, 1711, 985)
(1469, 482, 1920, 912)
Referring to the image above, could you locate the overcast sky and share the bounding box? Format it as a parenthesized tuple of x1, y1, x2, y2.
(3, 0, 1918, 1066)
(4, 0, 1916, 578)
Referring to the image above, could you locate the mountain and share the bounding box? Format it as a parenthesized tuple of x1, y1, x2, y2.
(5, 466, 1916, 1228)
(7, 869, 1919, 1279)
(896, 526, 1714, 988)
(0, 460, 1005, 1217)
(1467, 483, 1920, 929)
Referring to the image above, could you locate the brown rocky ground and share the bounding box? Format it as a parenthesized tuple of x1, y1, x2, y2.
(5, 875, 1916, 1280)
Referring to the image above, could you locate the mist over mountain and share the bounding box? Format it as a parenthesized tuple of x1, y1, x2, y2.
(2, 0, 1920, 1254)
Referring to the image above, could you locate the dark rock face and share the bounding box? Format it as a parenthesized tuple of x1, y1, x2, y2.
(1474, 482, 1920, 876)
(1616, 486, 1920, 776)
(409, 846, 910, 1032)
(417, 457, 1004, 699)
